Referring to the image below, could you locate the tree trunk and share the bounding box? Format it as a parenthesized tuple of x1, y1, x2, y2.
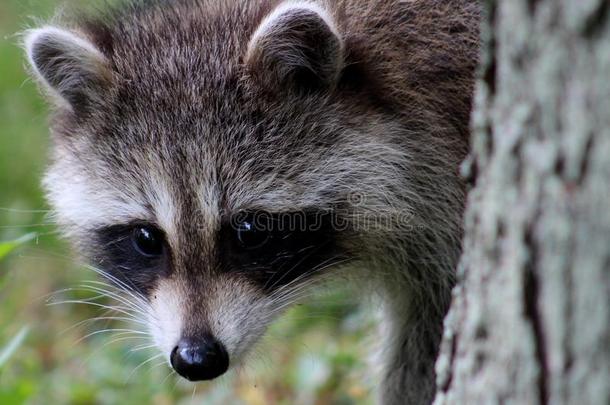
(434, 1, 610, 404)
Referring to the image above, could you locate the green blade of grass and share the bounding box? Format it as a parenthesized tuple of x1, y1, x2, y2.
(0, 233, 37, 261)
(0, 326, 30, 369)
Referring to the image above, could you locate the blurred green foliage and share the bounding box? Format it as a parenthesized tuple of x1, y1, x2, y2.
(0, 1, 374, 404)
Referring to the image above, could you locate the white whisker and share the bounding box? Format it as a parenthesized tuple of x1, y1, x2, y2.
(126, 352, 166, 381)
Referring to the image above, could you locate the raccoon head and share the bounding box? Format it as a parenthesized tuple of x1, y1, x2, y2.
(24, 1, 460, 381)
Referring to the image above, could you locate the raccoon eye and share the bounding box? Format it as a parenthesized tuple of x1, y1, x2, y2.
(132, 226, 164, 257)
(235, 219, 270, 250)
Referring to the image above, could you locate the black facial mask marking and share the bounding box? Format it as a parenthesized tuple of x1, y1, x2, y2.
(93, 223, 169, 295)
(92, 210, 347, 296)
(220, 209, 345, 292)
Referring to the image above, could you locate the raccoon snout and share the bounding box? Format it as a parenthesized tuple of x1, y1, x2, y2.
(170, 335, 229, 381)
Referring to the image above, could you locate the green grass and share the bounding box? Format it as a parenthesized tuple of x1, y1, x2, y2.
(0, 1, 374, 404)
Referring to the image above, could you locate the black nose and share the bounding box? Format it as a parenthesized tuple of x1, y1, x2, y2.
(170, 336, 229, 381)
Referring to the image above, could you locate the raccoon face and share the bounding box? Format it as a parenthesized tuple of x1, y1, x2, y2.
(91, 209, 343, 380)
(25, 1, 416, 381)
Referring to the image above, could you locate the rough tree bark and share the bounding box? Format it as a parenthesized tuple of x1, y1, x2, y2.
(434, 1, 610, 404)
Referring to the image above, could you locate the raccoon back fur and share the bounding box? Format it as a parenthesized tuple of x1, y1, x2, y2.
(24, 1, 480, 403)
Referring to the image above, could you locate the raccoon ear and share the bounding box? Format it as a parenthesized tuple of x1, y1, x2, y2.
(246, 2, 343, 91)
(24, 26, 111, 111)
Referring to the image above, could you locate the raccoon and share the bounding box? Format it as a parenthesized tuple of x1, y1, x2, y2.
(24, 0, 480, 403)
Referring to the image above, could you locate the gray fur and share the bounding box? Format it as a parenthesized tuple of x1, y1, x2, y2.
(24, 1, 480, 404)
